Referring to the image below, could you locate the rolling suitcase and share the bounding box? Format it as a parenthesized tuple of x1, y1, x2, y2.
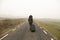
(30, 24, 36, 32)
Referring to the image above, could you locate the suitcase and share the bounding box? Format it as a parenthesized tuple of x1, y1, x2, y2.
(30, 24, 36, 32)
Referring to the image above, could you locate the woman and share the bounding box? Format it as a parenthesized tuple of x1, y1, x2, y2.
(28, 15, 33, 25)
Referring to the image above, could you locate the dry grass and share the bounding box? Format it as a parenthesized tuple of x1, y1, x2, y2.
(35, 19, 60, 40)
(0, 18, 26, 36)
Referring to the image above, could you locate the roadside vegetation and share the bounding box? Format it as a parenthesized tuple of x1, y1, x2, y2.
(0, 18, 26, 37)
(35, 19, 60, 40)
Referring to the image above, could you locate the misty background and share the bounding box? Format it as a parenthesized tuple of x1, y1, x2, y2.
(0, 0, 60, 19)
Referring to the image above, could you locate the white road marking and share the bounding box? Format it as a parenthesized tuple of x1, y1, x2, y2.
(51, 38, 54, 40)
(0, 34, 8, 40)
(12, 28, 16, 31)
(12, 22, 25, 31)
(43, 30, 47, 34)
(17, 22, 25, 28)
(18, 26, 20, 28)
(0, 22, 25, 40)
(40, 27, 42, 29)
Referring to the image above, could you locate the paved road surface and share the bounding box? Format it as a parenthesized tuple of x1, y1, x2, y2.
(0, 22, 56, 40)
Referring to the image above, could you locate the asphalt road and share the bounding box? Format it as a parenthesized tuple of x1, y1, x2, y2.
(0, 22, 56, 40)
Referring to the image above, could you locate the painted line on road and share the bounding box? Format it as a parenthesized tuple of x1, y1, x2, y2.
(40, 27, 42, 29)
(43, 30, 47, 34)
(17, 22, 26, 28)
(51, 38, 54, 40)
(12, 22, 26, 31)
(0, 22, 26, 40)
(12, 28, 16, 31)
(0, 34, 8, 40)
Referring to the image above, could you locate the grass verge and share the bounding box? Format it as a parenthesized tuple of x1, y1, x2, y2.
(35, 19, 60, 40)
(0, 18, 26, 37)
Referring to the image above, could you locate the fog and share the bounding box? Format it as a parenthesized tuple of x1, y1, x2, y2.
(0, 0, 60, 19)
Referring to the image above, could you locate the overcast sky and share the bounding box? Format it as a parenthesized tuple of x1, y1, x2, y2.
(0, 0, 60, 19)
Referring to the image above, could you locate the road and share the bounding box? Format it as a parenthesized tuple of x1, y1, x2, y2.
(0, 22, 56, 40)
